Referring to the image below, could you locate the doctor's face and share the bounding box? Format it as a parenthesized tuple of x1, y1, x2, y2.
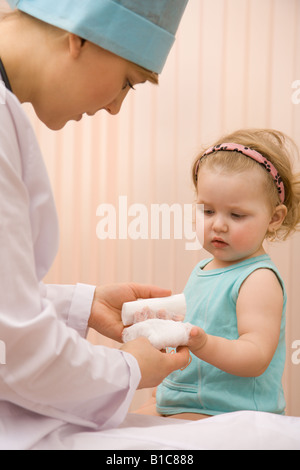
(35, 36, 149, 130)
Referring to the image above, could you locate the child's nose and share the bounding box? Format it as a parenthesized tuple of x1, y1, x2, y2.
(212, 215, 228, 233)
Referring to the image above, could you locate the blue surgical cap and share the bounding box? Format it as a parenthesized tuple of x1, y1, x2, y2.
(7, 0, 189, 73)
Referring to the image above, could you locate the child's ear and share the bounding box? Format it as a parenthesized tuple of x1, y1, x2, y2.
(268, 204, 288, 232)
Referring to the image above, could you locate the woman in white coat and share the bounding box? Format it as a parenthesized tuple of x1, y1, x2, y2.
(0, 0, 190, 449)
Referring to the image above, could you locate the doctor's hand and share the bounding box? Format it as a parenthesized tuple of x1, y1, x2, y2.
(120, 338, 190, 389)
(88, 283, 171, 343)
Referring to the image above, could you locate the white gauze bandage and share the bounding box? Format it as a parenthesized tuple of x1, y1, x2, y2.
(122, 319, 193, 350)
(121, 294, 186, 326)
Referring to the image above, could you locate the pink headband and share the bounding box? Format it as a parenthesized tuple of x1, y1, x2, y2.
(194, 143, 285, 203)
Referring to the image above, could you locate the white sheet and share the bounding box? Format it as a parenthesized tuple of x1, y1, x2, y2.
(32, 411, 300, 450)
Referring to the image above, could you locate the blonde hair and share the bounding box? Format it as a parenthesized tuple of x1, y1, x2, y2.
(128, 61, 159, 85)
(192, 129, 300, 241)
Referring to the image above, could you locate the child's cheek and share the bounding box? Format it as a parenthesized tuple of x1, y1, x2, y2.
(231, 224, 257, 251)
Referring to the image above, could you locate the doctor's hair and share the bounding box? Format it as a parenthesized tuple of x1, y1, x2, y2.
(1, 9, 159, 85)
(128, 61, 159, 85)
(192, 128, 300, 241)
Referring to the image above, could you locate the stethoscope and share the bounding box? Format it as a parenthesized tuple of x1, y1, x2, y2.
(0, 58, 12, 92)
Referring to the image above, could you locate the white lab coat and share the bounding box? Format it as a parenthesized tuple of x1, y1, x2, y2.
(0, 80, 141, 450)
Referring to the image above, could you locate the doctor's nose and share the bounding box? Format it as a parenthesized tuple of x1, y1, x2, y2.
(105, 102, 122, 115)
(105, 91, 128, 115)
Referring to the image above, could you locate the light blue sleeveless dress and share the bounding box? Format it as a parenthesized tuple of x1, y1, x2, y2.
(156, 255, 286, 416)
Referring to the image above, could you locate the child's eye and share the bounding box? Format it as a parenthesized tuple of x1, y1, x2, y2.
(231, 213, 245, 219)
(204, 209, 214, 215)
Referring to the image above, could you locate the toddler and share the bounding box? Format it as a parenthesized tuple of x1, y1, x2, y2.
(155, 128, 300, 419)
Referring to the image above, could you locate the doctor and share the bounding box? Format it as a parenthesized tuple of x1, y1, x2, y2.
(0, 0, 190, 449)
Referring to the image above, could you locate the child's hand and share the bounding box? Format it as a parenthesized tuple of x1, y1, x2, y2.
(188, 326, 208, 357)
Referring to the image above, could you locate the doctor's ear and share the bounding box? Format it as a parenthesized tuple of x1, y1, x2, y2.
(268, 204, 287, 233)
(68, 34, 86, 58)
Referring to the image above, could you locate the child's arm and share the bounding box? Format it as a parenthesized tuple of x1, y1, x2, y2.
(188, 268, 284, 377)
